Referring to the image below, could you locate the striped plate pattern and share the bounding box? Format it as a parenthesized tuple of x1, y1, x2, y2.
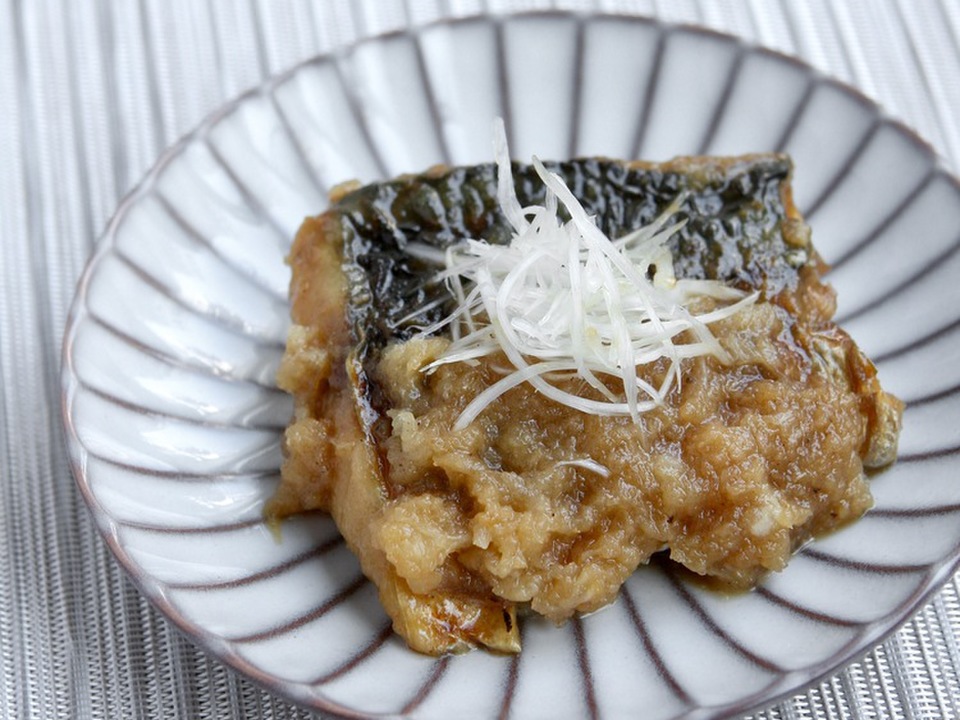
(61, 12, 960, 720)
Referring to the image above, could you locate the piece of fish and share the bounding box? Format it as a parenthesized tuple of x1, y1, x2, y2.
(269, 155, 901, 654)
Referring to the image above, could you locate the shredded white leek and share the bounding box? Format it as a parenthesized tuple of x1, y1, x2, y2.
(419, 118, 758, 430)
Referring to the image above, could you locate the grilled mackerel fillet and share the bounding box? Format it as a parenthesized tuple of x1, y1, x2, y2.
(268, 155, 902, 655)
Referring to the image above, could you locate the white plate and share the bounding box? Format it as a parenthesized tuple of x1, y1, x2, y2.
(61, 12, 960, 719)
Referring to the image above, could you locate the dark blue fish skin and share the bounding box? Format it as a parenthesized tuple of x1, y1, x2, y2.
(331, 155, 810, 372)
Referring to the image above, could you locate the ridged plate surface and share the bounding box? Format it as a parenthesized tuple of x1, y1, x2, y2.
(62, 12, 960, 720)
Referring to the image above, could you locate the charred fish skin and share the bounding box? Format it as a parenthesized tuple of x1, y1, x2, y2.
(333, 155, 809, 372)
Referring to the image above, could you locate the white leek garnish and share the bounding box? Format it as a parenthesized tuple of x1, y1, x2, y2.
(421, 119, 758, 430)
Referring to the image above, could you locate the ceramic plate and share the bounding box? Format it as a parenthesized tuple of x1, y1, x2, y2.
(62, 12, 960, 720)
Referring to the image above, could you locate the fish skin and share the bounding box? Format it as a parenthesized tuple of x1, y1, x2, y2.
(332, 154, 810, 427)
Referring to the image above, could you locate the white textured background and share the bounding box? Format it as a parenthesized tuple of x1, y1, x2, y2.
(3, 1, 960, 718)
